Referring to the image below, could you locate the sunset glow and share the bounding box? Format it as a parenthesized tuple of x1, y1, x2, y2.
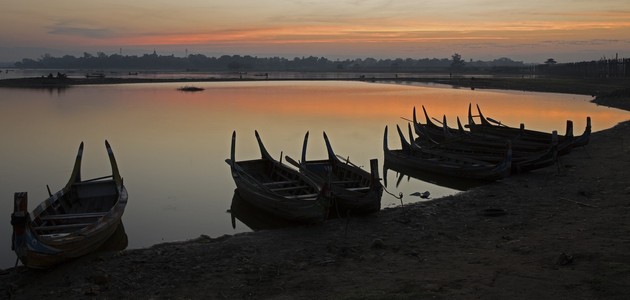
(1, 1, 629, 62)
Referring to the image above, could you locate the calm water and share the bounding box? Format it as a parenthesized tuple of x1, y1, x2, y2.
(1, 81, 628, 268)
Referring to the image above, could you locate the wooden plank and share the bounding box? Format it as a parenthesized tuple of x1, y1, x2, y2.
(269, 185, 310, 192)
(33, 223, 92, 231)
(40, 212, 107, 221)
(346, 187, 371, 191)
(262, 180, 299, 186)
(73, 178, 114, 185)
(332, 180, 361, 184)
(284, 193, 319, 199)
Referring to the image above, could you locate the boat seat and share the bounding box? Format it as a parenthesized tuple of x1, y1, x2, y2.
(284, 193, 319, 199)
(269, 185, 310, 192)
(262, 180, 299, 186)
(33, 223, 93, 231)
(331, 180, 361, 184)
(346, 187, 371, 191)
(40, 212, 107, 221)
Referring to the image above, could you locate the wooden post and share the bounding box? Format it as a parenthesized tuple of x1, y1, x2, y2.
(12, 192, 29, 237)
(13, 192, 28, 213)
(370, 159, 379, 189)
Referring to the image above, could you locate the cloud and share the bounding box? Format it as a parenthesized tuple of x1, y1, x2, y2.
(47, 22, 113, 39)
(540, 39, 626, 46)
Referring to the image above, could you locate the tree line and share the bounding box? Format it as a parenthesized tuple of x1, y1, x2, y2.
(14, 51, 627, 77)
(13, 51, 527, 73)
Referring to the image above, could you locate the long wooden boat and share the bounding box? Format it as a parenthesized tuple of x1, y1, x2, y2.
(468, 103, 591, 150)
(383, 124, 512, 181)
(417, 131, 558, 174)
(225, 131, 330, 224)
(229, 190, 298, 231)
(413, 106, 557, 153)
(383, 162, 488, 191)
(11, 141, 128, 268)
(413, 115, 559, 173)
(285, 131, 382, 216)
(412, 106, 467, 139)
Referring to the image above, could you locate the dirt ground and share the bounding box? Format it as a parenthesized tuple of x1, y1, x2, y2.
(2, 95, 630, 299)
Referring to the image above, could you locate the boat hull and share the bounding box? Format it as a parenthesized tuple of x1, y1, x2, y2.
(11, 141, 128, 268)
(226, 131, 330, 224)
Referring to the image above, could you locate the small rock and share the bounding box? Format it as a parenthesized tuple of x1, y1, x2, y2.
(7, 283, 18, 294)
(296, 262, 308, 270)
(406, 250, 419, 257)
(421, 283, 441, 292)
(410, 191, 431, 199)
(556, 252, 574, 266)
(481, 208, 507, 217)
(87, 272, 111, 285)
(84, 285, 101, 295)
(371, 238, 385, 249)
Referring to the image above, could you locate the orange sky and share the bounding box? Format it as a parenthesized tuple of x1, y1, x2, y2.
(1, 1, 629, 63)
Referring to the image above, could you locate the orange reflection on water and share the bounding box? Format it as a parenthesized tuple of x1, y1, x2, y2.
(213, 82, 624, 133)
(217, 82, 421, 120)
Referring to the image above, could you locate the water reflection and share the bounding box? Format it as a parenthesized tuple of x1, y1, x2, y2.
(383, 163, 488, 192)
(98, 222, 129, 252)
(229, 190, 299, 231)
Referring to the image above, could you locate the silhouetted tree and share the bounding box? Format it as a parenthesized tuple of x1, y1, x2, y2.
(450, 53, 465, 70)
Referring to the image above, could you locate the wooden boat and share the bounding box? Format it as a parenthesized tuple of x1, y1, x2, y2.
(413, 115, 559, 173)
(383, 124, 512, 181)
(383, 162, 487, 191)
(225, 131, 330, 224)
(412, 106, 467, 139)
(417, 130, 558, 174)
(229, 190, 298, 231)
(285, 131, 382, 216)
(468, 103, 591, 150)
(11, 141, 128, 268)
(413, 106, 556, 153)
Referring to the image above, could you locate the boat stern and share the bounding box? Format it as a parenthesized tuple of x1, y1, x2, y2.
(11, 192, 30, 255)
(11, 192, 63, 268)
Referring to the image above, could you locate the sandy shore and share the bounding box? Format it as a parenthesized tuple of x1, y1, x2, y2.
(1, 80, 630, 299)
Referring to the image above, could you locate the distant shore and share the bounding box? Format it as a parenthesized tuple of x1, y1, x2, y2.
(0, 74, 627, 95)
(3, 74, 629, 111)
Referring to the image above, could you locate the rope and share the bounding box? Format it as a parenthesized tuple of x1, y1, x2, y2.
(382, 185, 404, 207)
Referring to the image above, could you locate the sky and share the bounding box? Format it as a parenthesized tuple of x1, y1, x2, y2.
(1, 0, 629, 64)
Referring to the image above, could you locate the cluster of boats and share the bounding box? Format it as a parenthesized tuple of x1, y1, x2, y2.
(226, 131, 383, 224)
(227, 103, 591, 228)
(384, 104, 591, 182)
(9, 104, 591, 268)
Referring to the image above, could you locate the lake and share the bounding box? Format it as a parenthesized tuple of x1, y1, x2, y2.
(1, 80, 628, 268)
